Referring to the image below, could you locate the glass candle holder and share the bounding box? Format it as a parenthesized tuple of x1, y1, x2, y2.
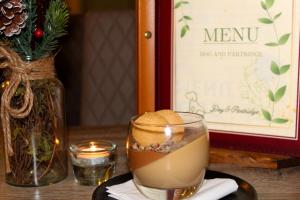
(127, 111, 209, 200)
(69, 141, 117, 186)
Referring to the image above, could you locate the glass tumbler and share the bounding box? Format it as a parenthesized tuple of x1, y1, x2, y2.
(127, 111, 209, 200)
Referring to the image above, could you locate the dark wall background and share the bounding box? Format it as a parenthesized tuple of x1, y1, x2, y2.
(56, 0, 136, 126)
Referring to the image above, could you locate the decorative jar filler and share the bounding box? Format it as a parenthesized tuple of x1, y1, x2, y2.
(0, 0, 69, 186)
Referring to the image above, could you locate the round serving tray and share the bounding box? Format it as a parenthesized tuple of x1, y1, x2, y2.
(92, 170, 258, 200)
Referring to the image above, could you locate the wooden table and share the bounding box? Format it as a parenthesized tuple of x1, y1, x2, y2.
(0, 126, 299, 200)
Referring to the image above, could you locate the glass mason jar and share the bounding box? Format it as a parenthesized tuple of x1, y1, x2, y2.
(1, 77, 68, 186)
(127, 111, 209, 200)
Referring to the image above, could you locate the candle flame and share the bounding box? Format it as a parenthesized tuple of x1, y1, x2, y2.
(91, 145, 97, 151)
(90, 142, 97, 151)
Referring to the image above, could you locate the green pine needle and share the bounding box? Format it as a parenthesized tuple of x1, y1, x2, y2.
(11, 0, 37, 60)
(33, 0, 69, 59)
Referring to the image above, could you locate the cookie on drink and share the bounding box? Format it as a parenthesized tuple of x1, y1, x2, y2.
(132, 110, 184, 147)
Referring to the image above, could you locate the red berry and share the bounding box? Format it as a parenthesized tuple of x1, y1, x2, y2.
(34, 28, 44, 39)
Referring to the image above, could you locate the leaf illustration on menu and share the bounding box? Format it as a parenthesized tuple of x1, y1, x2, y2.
(181, 25, 189, 37)
(273, 12, 282, 20)
(258, 0, 290, 124)
(271, 61, 280, 75)
(279, 65, 290, 74)
(268, 90, 275, 102)
(265, 42, 279, 46)
(265, 0, 275, 8)
(278, 33, 290, 45)
(272, 118, 289, 124)
(175, 0, 189, 9)
(175, 0, 192, 38)
(274, 86, 286, 102)
(259, 18, 273, 24)
(261, 1, 268, 10)
(262, 109, 272, 121)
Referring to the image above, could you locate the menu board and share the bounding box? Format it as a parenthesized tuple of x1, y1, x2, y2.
(172, 0, 300, 139)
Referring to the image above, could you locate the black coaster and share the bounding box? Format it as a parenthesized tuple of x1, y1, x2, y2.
(92, 170, 258, 200)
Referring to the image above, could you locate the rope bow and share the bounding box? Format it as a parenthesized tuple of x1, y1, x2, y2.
(0, 47, 55, 172)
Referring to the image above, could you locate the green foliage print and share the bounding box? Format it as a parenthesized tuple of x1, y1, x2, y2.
(258, 0, 290, 124)
(175, 0, 192, 38)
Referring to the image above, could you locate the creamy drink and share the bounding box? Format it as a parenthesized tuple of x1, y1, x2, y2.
(127, 110, 209, 200)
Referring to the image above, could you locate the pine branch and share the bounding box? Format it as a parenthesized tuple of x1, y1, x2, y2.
(33, 0, 69, 58)
(11, 0, 37, 60)
(1, 0, 69, 60)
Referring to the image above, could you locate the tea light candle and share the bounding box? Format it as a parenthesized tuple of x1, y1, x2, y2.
(77, 142, 109, 159)
(69, 141, 117, 185)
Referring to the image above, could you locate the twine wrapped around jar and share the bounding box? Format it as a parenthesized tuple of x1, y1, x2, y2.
(0, 47, 55, 172)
